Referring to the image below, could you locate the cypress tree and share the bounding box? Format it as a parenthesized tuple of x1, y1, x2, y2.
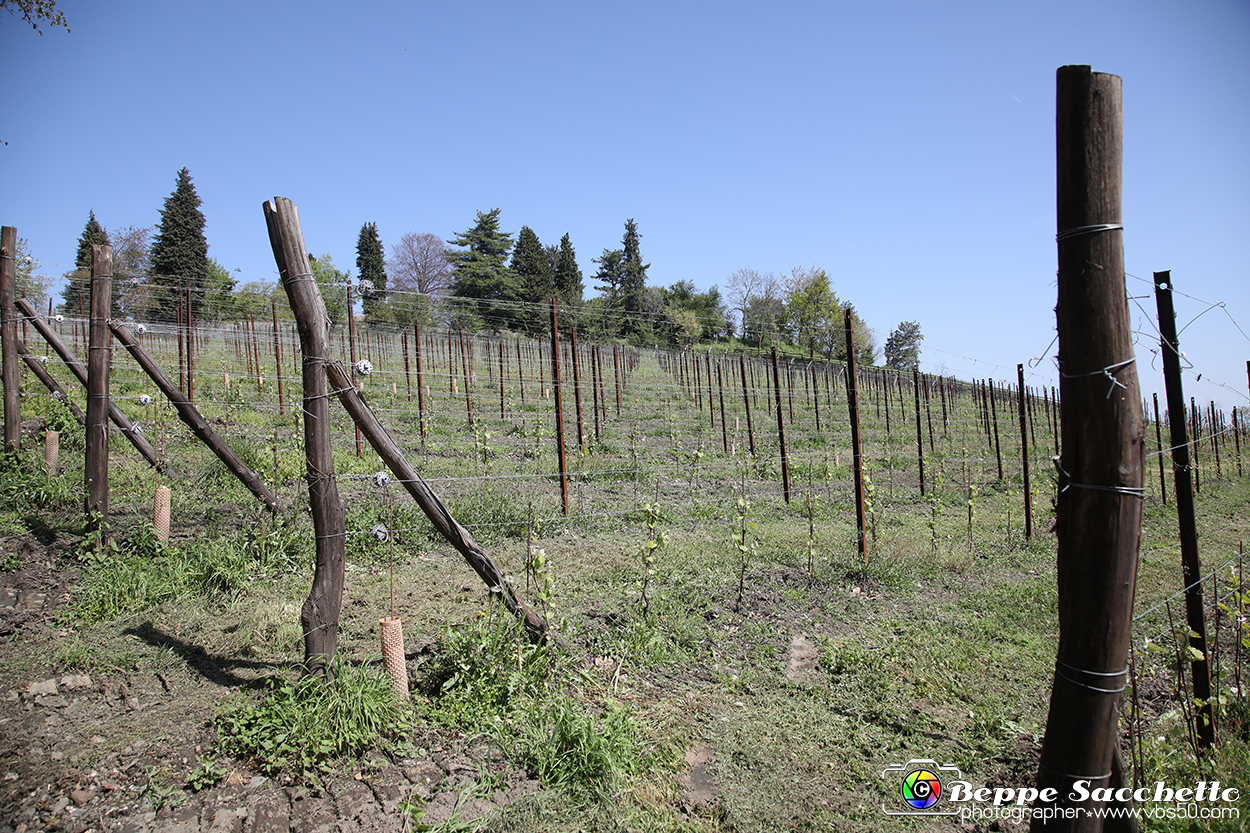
(149, 167, 210, 322)
(619, 218, 649, 333)
(554, 233, 583, 307)
(356, 222, 387, 318)
(61, 211, 110, 315)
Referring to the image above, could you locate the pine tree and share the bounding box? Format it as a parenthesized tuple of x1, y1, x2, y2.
(448, 208, 518, 330)
(61, 211, 110, 315)
(884, 320, 923, 370)
(619, 219, 650, 334)
(508, 225, 552, 332)
(356, 222, 387, 318)
(554, 233, 583, 307)
(149, 167, 210, 322)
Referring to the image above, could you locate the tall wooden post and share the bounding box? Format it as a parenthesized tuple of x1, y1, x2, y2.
(845, 307, 867, 562)
(739, 354, 756, 456)
(771, 347, 791, 502)
(1017, 363, 1033, 540)
(0, 227, 18, 454)
(550, 300, 569, 515)
(1033, 66, 1143, 831)
(1154, 271, 1216, 749)
(263, 197, 347, 680)
(85, 245, 113, 529)
(272, 299, 285, 414)
(913, 368, 925, 496)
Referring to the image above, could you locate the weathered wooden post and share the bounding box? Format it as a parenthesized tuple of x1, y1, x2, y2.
(913, 368, 925, 496)
(1154, 271, 1216, 749)
(549, 299, 569, 515)
(264, 197, 347, 680)
(85, 245, 112, 530)
(1017, 363, 1033, 540)
(1, 227, 18, 454)
(739, 354, 756, 456)
(1033, 66, 1143, 831)
(844, 307, 867, 562)
(771, 347, 791, 502)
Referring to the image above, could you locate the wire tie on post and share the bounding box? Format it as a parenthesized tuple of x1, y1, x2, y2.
(1054, 659, 1127, 694)
(1053, 458, 1145, 499)
(1059, 357, 1135, 399)
(1055, 223, 1123, 242)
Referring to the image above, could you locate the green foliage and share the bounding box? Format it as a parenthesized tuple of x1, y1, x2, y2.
(733, 486, 759, 612)
(0, 447, 74, 512)
(635, 503, 667, 618)
(308, 252, 350, 325)
(3, 0, 70, 33)
(884, 320, 924, 370)
(149, 167, 210, 322)
(216, 659, 411, 776)
(357, 221, 388, 317)
(554, 233, 583, 307)
(185, 755, 227, 792)
(448, 208, 518, 331)
(511, 225, 551, 313)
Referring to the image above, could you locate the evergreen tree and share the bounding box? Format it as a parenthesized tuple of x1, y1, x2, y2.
(149, 167, 210, 322)
(448, 208, 518, 330)
(61, 210, 110, 315)
(511, 225, 552, 307)
(356, 222, 387, 318)
(884, 320, 924, 370)
(619, 219, 650, 334)
(554, 233, 583, 307)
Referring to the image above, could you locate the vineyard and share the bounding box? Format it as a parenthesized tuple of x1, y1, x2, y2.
(1, 230, 1248, 831)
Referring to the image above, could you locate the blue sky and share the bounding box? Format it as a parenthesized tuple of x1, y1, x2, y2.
(3, 0, 1248, 409)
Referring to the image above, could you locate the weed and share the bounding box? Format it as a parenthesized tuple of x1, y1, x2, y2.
(635, 503, 666, 619)
(185, 755, 227, 792)
(216, 658, 411, 776)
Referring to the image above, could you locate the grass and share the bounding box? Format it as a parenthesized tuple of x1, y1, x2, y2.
(1, 327, 1247, 831)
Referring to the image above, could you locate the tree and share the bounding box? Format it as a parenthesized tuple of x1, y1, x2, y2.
(61, 211, 110, 315)
(511, 225, 552, 312)
(661, 280, 731, 344)
(780, 266, 840, 358)
(202, 258, 238, 322)
(884, 320, 924, 371)
(726, 267, 770, 336)
(591, 248, 625, 335)
(356, 222, 387, 318)
(14, 238, 51, 307)
(309, 253, 350, 326)
(149, 167, 210, 322)
(387, 231, 453, 296)
(554, 233, 583, 307)
(2, 0, 69, 33)
(111, 225, 153, 319)
(448, 208, 518, 331)
(619, 219, 650, 333)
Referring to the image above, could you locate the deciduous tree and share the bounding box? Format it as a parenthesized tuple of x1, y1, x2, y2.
(387, 231, 453, 296)
(2, 0, 69, 33)
(309, 253, 350, 325)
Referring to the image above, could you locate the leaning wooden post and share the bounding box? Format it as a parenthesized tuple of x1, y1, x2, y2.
(109, 322, 287, 518)
(15, 299, 158, 467)
(16, 339, 85, 425)
(549, 299, 569, 515)
(324, 360, 550, 642)
(1, 226, 18, 453)
(85, 244, 112, 530)
(1154, 271, 1216, 749)
(263, 197, 347, 681)
(844, 308, 868, 562)
(1033, 66, 1143, 830)
(1017, 363, 1033, 540)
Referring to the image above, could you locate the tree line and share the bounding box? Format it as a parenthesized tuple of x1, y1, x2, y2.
(38, 168, 923, 367)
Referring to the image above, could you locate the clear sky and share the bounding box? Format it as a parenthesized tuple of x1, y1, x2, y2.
(4, 0, 1248, 409)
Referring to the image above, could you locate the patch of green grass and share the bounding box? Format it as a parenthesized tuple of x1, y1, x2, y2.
(216, 658, 411, 776)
